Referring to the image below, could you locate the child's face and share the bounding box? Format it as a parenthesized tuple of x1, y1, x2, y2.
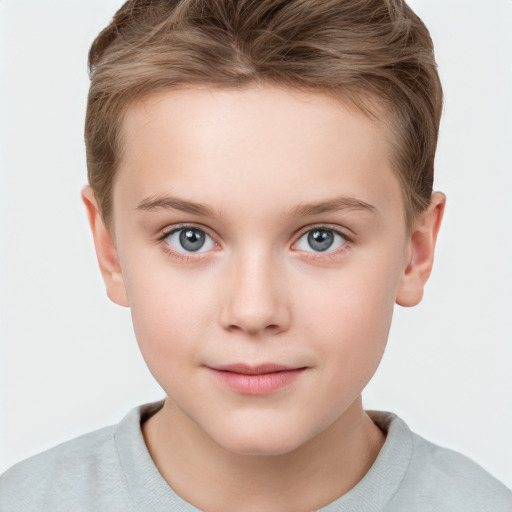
(89, 85, 430, 455)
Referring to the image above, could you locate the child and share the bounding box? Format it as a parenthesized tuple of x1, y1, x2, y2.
(1, 0, 511, 510)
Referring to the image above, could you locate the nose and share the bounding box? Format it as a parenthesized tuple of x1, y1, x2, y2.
(219, 249, 291, 336)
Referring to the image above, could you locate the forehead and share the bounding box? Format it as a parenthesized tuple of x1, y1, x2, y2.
(114, 85, 403, 226)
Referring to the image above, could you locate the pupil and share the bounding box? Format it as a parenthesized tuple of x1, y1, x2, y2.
(179, 229, 205, 251)
(308, 229, 334, 252)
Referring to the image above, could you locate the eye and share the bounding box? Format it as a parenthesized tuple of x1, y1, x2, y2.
(294, 228, 347, 253)
(164, 227, 216, 254)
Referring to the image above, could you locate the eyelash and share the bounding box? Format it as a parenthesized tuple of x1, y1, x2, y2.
(158, 224, 352, 262)
(292, 225, 351, 262)
(158, 224, 217, 263)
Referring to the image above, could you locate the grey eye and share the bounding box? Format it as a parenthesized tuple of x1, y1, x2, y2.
(165, 228, 215, 253)
(295, 228, 347, 253)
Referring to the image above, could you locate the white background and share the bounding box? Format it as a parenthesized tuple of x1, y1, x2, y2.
(1, 0, 511, 488)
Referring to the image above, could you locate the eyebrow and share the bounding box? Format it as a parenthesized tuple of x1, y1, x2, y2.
(137, 195, 214, 216)
(136, 194, 378, 218)
(288, 196, 378, 217)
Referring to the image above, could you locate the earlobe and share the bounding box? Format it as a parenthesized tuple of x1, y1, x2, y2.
(81, 186, 129, 307)
(396, 192, 446, 307)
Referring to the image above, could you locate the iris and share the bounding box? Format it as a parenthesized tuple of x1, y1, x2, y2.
(308, 229, 334, 252)
(179, 229, 206, 251)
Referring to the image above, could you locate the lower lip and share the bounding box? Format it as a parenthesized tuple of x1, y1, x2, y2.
(208, 368, 306, 395)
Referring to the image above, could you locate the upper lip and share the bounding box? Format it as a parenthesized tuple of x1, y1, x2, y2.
(208, 364, 304, 375)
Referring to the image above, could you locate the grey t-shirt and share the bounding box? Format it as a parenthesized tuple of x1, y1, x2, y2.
(1, 401, 511, 511)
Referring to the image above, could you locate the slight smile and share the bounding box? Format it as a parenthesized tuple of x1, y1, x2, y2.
(206, 364, 308, 395)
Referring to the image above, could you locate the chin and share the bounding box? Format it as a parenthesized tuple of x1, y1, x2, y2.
(210, 422, 312, 457)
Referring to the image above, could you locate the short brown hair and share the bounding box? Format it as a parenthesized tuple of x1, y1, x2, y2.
(85, 0, 442, 229)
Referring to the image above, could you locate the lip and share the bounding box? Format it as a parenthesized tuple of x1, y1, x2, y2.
(206, 364, 307, 395)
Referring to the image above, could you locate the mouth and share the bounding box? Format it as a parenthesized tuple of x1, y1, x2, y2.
(206, 363, 307, 395)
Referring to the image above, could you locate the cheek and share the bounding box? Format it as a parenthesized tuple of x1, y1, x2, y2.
(300, 258, 398, 334)
(296, 258, 401, 384)
(122, 262, 217, 374)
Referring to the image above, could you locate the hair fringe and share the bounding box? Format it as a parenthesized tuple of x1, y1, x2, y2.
(85, 0, 443, 229)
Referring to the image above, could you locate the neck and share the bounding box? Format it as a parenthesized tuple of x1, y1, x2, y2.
(143, 396, 385, 512)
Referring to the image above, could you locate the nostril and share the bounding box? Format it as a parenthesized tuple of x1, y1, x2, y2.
(252, 324, 283, 336)
(226, 323, 281, 336)
(219, 288, 292, 335)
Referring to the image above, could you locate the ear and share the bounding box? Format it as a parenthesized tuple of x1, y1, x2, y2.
(81, 186, 129, 307)
(396, 192, 446, 307)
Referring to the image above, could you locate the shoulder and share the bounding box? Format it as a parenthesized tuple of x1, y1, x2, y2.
(405, 433, 511, 510)
(0, 421, 130, 512)
(372, 412, 512, 512)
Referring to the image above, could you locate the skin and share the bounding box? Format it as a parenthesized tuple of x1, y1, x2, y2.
(83, 85, 445, 512)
